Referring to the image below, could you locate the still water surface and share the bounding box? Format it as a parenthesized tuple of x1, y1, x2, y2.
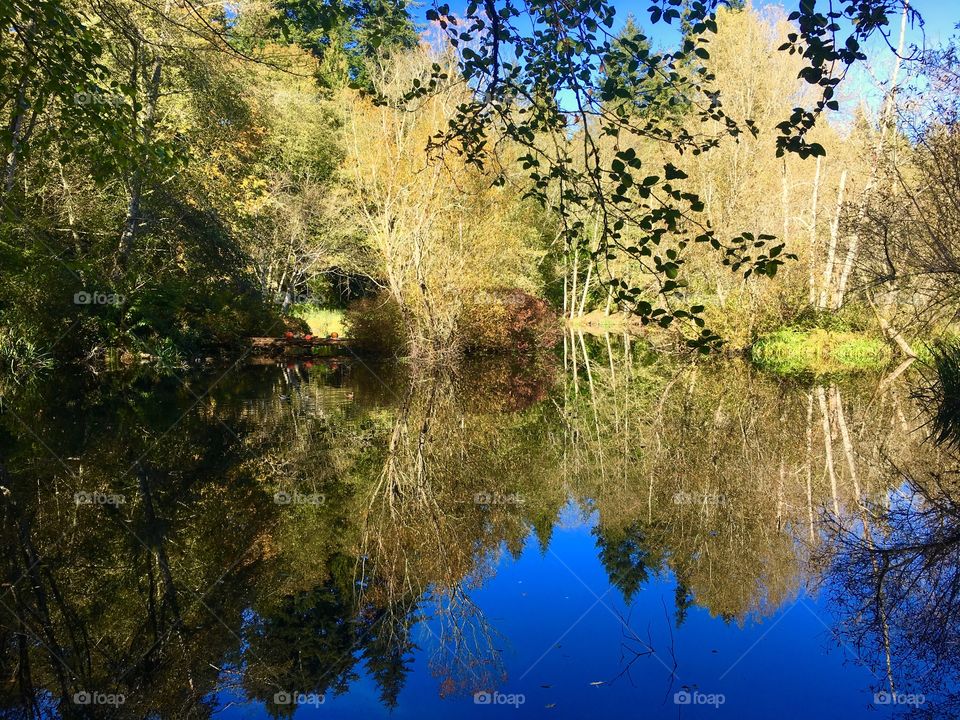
(0, 337, 955, 718)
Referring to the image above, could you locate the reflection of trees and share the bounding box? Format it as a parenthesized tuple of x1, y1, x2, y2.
(354, 362, 563, 699)
(561, 331, 934, 624)
(1, 345, 953, 717)
(564, 332, 960, 712)
(827, 471, 960, 718)
(0, 365, 309, 718)
(0, 355, 566, 717)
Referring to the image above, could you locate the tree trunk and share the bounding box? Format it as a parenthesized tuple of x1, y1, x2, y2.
(832, 230, 859, 309)
(807, 157, 821, 305)
(817, 386, 840, 516)
(117, 55, 163, 268)
(818, 170, 847, 309)
(867, 290, 916, 358)
(118, 0, 173, 268)
(3, 21, 37, 195)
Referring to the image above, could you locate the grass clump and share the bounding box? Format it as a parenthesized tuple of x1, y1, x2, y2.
(0, 329, 53, 386)
(917, 342, 960, 450)
(751, 328, 891, 375)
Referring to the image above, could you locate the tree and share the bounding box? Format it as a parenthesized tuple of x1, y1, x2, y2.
(342, 47, 547, 354)
(405, 0, 917, 349)
(271, 0, 419, 89)
(599, 15, 683, 121)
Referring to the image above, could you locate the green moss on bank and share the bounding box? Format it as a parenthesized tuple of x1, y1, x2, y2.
(751, 329, 892, 375)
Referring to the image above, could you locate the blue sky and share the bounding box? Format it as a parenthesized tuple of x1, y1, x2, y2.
(411, 0, 957, 124)
(412, 0, 957, 53)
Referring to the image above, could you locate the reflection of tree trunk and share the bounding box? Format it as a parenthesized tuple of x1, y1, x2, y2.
(570, 327, 579, 396)
(860, 512, 897, 696)
(429, 583, 504, 697)
(1, 487, 74, 701)
(131, 470, 198, 700)
(817, 387, 840, 515)
(578, 330, 605, 480)
(777, 460, 785, 531)
(832, 387, 862, 503)
(880, 358, 915, 389)
(359, 377, 445, 608)
(138, 467, 183, 626)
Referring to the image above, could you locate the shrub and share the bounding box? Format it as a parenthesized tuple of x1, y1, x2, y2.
(289, 305, 346, 336)
(460, 289, 561, 353)
(345, 294, 408, 355)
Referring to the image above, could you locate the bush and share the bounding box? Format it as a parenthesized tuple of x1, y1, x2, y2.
(460, 289, 560, 353)
(345, 294, 408, 355)
(788, 304, 873, 334)
(289, 304, 346, 336)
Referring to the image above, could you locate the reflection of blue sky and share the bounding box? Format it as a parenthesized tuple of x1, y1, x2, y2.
(215, 501, 898, 719)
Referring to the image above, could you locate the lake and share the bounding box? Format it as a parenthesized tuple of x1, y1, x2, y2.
(0, 333, 955, 718)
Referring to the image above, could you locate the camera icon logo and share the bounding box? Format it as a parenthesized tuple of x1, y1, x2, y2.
(73, 691, 92, 705)
(473, 691, 492, 704)
(273, 491, 292, 505)
(674, 690, 692, 705)
(74, 291, 92, 305)
(273, 691, 293, 705)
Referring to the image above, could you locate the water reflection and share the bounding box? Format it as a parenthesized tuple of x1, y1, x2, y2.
(0, 339, 955, 717)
